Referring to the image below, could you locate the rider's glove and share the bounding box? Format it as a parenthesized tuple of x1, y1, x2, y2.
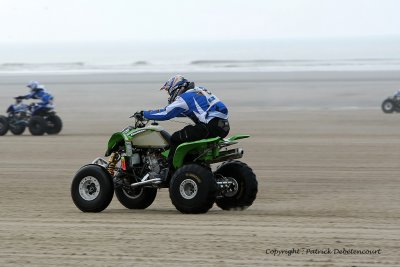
(15, 96, 24, 100)
(134, 111, 144, 121)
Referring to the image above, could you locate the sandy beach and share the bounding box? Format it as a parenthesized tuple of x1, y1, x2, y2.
(1, 71, 400, 266)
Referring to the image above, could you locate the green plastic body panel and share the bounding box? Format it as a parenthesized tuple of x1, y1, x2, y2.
(172, 137, 220, 168)
(224, 134, 250, 141)
(106, 126, 250, 169)
(172, 135, 250, 169)
(105, 126, 160, 156)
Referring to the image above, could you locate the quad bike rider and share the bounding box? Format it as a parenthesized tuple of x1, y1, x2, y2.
(138, 75, 231, 181)
(19, 81, 54, 113)
(16, 81, 62, 135)
(0, 81, 62, 136)
(71, 75, 257, 214)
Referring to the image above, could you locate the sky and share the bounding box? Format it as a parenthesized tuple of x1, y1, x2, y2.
(0, 0, 400, 44)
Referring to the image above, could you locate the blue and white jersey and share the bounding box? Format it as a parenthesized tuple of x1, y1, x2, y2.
(144, 87, 228, 123)
(23, 89, 54, 105)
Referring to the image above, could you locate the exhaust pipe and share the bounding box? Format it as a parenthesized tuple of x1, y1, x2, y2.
(208, 148, 244, 164)
(130, 179, 162, 188)
(130, 173, 162, 188)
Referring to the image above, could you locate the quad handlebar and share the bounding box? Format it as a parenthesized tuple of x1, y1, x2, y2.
(129, 111, 158, 128)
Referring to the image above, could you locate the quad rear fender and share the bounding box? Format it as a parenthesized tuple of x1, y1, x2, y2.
(224, 134, 250, 142)
(172, 134, 250, 169)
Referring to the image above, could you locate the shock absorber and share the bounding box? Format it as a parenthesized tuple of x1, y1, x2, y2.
(107, 152, 119, 176)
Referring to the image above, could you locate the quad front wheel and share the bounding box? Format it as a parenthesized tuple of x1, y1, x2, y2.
(46, 115, 63, 134)
(382, 99, 395, 113)
(214, 161, 258, 210)
(169, 164, 217, 214)
(71, 164, 114, 212)
(0, 116, 9, 136)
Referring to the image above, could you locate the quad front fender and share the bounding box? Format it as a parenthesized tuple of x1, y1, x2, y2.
(77, 163, 111, 176)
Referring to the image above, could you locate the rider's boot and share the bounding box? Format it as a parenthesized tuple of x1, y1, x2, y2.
(158, 168, 169, 181)
(156, 167, 173, 186)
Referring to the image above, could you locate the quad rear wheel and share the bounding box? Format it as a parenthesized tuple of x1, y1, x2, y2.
(46, 115, 62, 134)
(115, 186, 157, 209)
(214, 161, 258, 210)
(169, 164, 217, 214)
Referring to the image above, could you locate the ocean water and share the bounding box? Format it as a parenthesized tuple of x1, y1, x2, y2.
(1, 37, 400, 74)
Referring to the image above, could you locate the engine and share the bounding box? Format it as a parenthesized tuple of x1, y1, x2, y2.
(142, 150, 165, 175)
(104, 147, 168, 184)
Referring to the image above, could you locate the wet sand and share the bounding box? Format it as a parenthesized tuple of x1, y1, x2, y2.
(1, 71, 400, 266)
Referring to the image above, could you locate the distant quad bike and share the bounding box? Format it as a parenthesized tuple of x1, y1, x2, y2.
(381, 95, 400, 114)
(71, 115, 258, 214)
(0, 98, 62, 136)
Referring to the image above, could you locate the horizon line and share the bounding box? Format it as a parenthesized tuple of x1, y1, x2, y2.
(1, 35, 400, 45)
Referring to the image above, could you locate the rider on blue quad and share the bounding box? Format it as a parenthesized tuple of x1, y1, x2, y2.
(17, 81, 54, 114)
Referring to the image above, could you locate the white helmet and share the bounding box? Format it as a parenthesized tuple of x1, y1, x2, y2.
(27, 81, 44, 92)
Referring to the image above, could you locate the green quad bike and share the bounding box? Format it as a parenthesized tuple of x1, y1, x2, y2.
(71, 115, 257, 214)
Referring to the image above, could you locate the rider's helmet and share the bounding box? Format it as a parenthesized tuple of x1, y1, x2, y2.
(160, 75, 192, 104)
(26, 81, 44, 93)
